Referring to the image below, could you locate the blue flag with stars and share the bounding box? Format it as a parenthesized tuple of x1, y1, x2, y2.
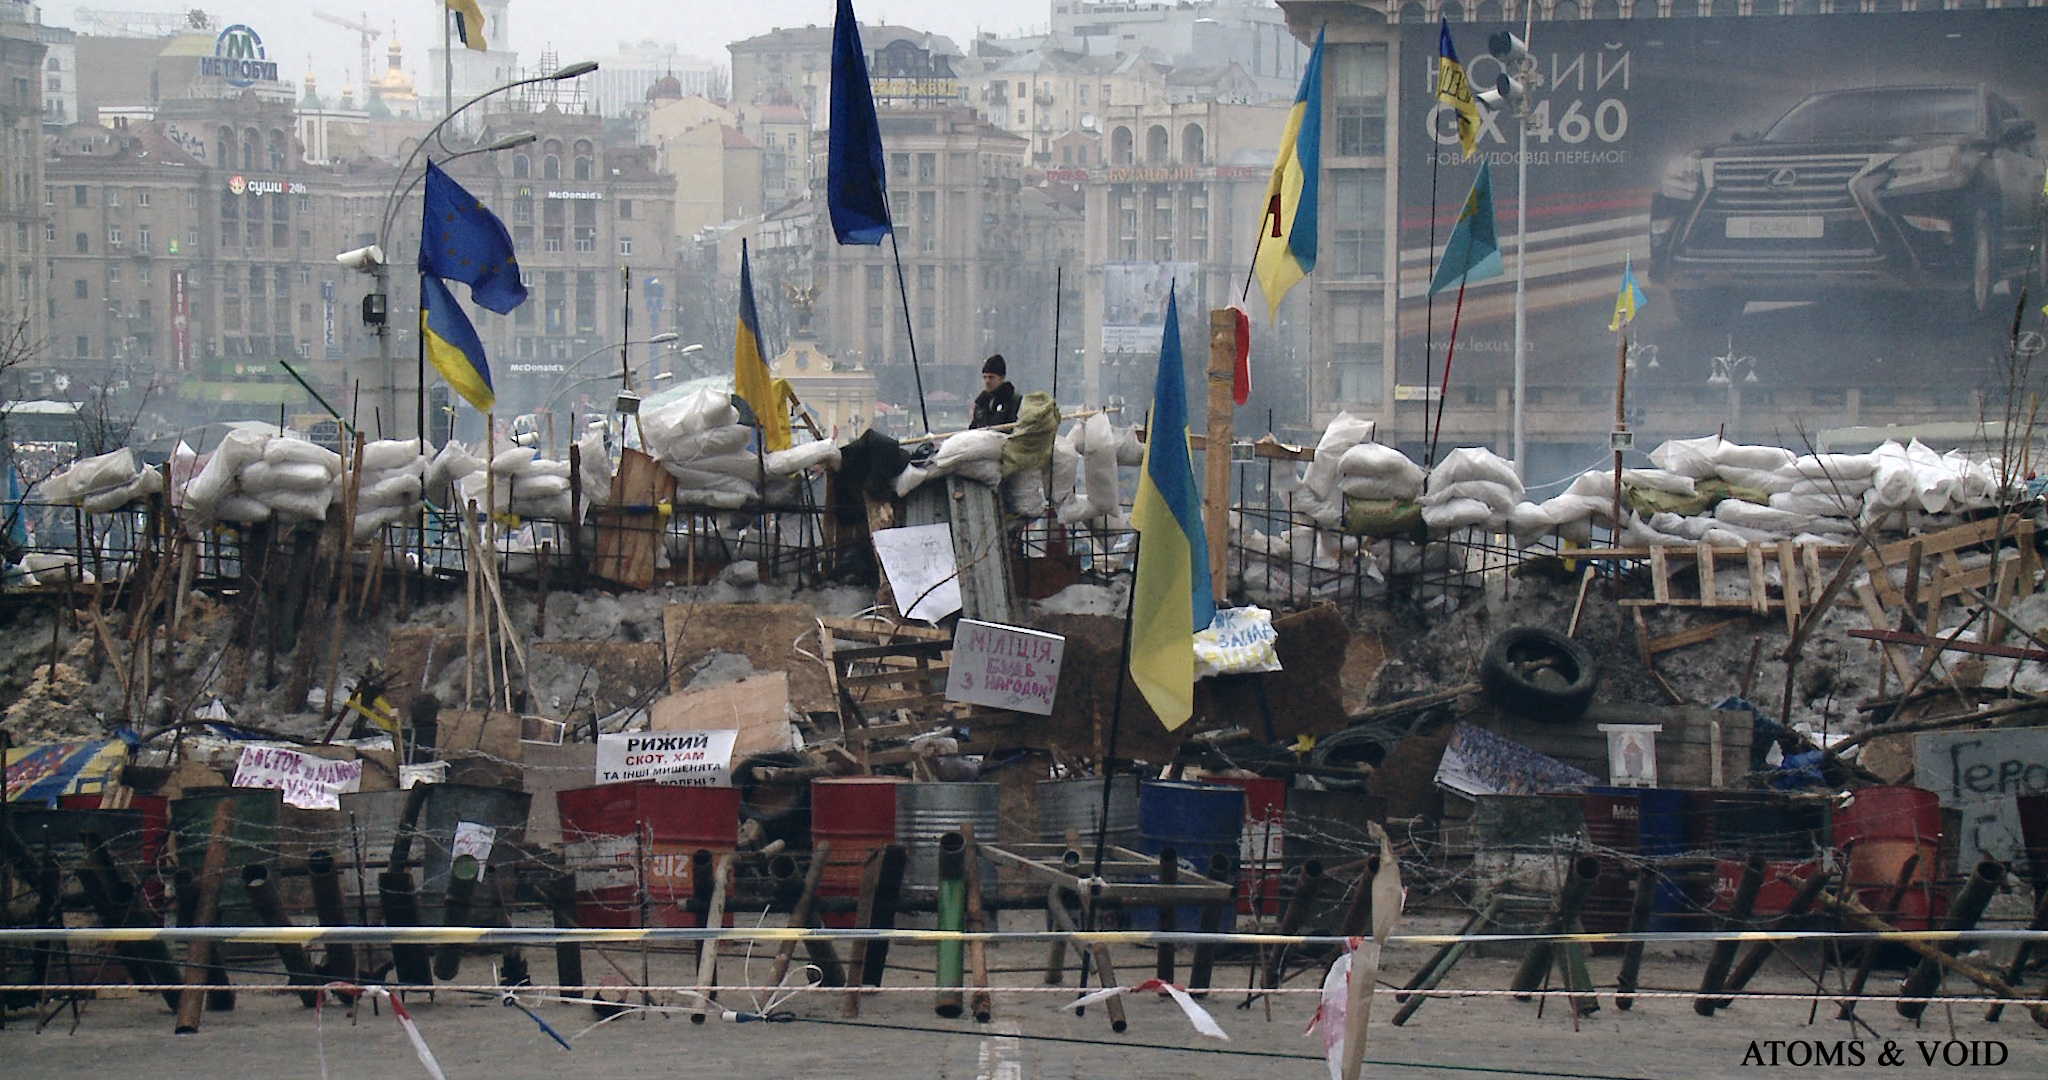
(419, 160, 527, 314)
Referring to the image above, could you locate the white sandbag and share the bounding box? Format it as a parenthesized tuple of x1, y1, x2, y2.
(1648, 435, 1724, 479)
(1623, 516, 1693, 548)
(1771, 490, 1861, 517)
(1114, 426, 1145, 466)
(42, 448, 140, 502)
(352, 504, 406, 541)
(241, 459, 335, 494)
(1703, 524, 1779, 546)
(1777, 452, 1880, 483)
(1421, 497, 1492, 532)
(1787, 474, 1874, 498)
(663, 466, 760, 498)
(185, 431, 262, 510)
(1567, 470, 1616, 500)
(1427, 447, 1523, 496)
(1049, 435, 1081, 515)
(426, 441, 485, 495)
(577, 431, 614, 510)
(357, 473, 424, 509)
(954, 460, 1002, 487)
(1507, 501, 1557, 545)
(686, 452, 768, 482)
(1714, 498, 1811, 535)
(1420, 479, 1518, 515)
(1712, 464, 1796, 496)
(168, 441, 199, 509)
(1003, 470, 1048, 517)
(213, 494, 273, 523)
(513, 492, 575, 521)
(490, 445, 539, 477)
(528, 458, 571, 480)
(1336, 442, 1424, 497)
(640, 388, 739, 447)
(1303, 413, 1377, 500)
(661, 424, 752, 464)
(1340, 473, 1427, 501)
(1622, 468, 1698, 497)
(1905, 440, 1958, 514)
(82, 468, 164, 514)
(504, 473, 571, 500)
(893, 465, 930, 498)
(1062, 413, 1121, 524)
(357, 439, 426, 473)
(931, 429, 1007, 470)
(261, 436, 342, 473)
(1710, 443, 1796, 472)
(1649, 511, 1716, 541)
(257, 486, 332, 521)
(765, 439, 842, 476)
(1540, 492, 1609, 526)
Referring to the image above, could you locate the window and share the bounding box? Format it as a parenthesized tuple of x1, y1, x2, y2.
(573, 155, 593, 181)
(108, 226, 122, 248)
(1329, 170, 1386, 279)
(43, 185, 51, 205)
(1331, 43, 1389, 157)
(890, 152, 909, 181)
(297, 193, 311, 213)
(297, 268, 310, 286)
(186, 190, 198, 209)
(138, 225, 151, 252)
(223, 297, 241, 331)
(221, 191, 239, 219)
(543, 155, 561, 180)
(43, 222, 53, 242)
(139, 266, 152, 285)
(512, 154, 530, 179)
(918, 153, 937, 183)
(866, 305, 883, 328)
(73, 185, 87, 206)
(137, 190, 150, 207)
(186, 226, 199, 248)
(272, 194, 288, 221)
(575, 271, 597, 332)
(1329, 295, 1384, 404)
(74, 232, 88, 254)
(575, 228, 594, 252)
(107, 188, 120, 207)
(298, 229, 310, 247)
(618, 237, 633, 255)
(139, 299, 152, 321)
(618, 199, 632, 220)
(73, 278, 87, 299)
(107, 267, 121, 284)
(75, 335, 89, 358)
(917, 264, 935, 291)
(866, 264, 884, 290)
(514, 195, 533, 224)
(544, 228, 562, 252)
(273, 223, 288, 247)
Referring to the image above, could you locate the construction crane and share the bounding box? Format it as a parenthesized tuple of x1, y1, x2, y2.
(312, 10, 382, 100)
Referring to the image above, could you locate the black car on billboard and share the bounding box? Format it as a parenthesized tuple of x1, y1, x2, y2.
(1649, 85, 2047, 325)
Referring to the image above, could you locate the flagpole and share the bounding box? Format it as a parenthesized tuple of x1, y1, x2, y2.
(1430, 276, 1468, 465)
(1092, 531, 1140, 880)
(1612, 324, 1628, 537)
(1051, 266, 1062, 405)
(887, 232, 931, 434)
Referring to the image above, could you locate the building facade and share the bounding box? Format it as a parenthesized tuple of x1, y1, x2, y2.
(0, 11, 46, 372)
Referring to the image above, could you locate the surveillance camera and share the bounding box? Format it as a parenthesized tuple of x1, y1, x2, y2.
(1477, 86, 1506, 111)
(1488, 31, 1532, 68)
(1495, 74, 1528, 108)
(336, 244, 385, 272)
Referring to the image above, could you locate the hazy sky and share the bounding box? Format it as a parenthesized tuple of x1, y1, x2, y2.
(149, 1, 1056, 106)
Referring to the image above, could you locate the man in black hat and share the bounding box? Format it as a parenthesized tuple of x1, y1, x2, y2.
(970, 353, 1021, 429)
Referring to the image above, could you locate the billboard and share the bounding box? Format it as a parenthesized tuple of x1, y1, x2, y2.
(1399, 12, 2047, 429)
(1102, 262, 1199, 353)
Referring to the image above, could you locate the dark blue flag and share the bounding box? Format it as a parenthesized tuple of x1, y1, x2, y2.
(827, 0, 891, 245)
(418, 160, 527, 314)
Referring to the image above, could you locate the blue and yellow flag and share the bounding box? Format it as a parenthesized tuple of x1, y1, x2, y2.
(734, 241, 792, 452)
(1130, 286, 1215, 731)
(1609, 254, 1648, 332)
(1437, 20, 1480, 161)
(419, 161, 526, 314)
(1428, 161, 1504, 296)
(446, 0, 487, 50)
(827, 0, 892, 246)
(1251, 26, 1324, 321)
(420, 273, 494, 412)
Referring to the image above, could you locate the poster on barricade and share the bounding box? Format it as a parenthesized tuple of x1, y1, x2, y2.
(945, 619, 1065, 715)
(231, 745, 362, 810)
(595, 730, 738, 787)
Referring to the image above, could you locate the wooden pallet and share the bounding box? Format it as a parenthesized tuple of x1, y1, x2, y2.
(1621, 540, 1832, 633)
(1860, 515, 2037, 610)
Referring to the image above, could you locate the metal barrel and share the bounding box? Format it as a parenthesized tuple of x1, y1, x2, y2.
(1035, 775, 1140, 849)
(896, 782, 1000, 901)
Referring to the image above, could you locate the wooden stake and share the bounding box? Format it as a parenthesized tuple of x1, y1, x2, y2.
(173, 799, 238, 1033)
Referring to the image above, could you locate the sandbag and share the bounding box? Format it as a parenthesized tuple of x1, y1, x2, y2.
(1771, 490, 1861, 517)
(662, 424, 753, 464)
(893, 464, 930, 498)
(357, 473, 425, 509)
(213, 494, 273, 524)
(766, 439, 842, 476)
(1712, 464, 1796, 496)
(641, 388, 739, 447)
(1001, 391, 1060, 478)
(662, 465, 759, 497)
(1421, 496, 1492, 532)
(1648, 511, 1715, 541)
(352, 504, 407, 541)
(1420, 479, 1518, 515)
(1648, 435, 1724, 479)
(42, 448, 140, 502)
(1567, 470, 1616, 500)
(261, 437, 342, 473)
(490, 445, 539, 476)
(1343, 497, 1424, 538)
(1114, 426, 1145, 467)
(1427, 446, 1523, 496)
(426, 441, 484, 495)
(241, 459, 335, 494)
(1714, 498, 1812, 535)
(1710, 443, 1796, 472)
(1625, 483, 1715, 519)
(1340, 472, 1427, 501)
(1337, 442, 1424, 490)
(257, 486, 332, 521)
(1303, 412, 1377, 500)
(1061, 413, 1121, 524)
(82, 468, 164, 514)
(1787, 474, 1874, 498)
(529, 459, 571, 480)
(357, 439, 426, 473)
(1507, 501, 1556, 545)
(931, 429, 1007, 471)
(1777, 453, 1880, 483)
(1622, 468, 1698, 497)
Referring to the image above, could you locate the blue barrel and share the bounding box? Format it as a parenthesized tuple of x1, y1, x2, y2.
(1132, 781, 1245, 931)
(1636, 789, 1689, 930)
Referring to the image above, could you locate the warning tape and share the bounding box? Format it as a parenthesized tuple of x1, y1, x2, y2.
(2, 926, 2045, 947)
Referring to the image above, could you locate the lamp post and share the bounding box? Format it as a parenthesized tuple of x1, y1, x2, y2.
(340, 60, 598, 441)
(1484, 27, 1540, 483)
(1707, 336, 1758, 437)
(534, 332, 680, 424)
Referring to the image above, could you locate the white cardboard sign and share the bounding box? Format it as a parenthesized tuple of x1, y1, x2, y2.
(872, 522, 962, 622)
(231, 745, 362, 810)
(945, 619, 1065, 715)
(596, 730, 738, 787)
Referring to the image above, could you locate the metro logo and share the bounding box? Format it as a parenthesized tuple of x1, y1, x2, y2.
(202, 24, 278, 87)
(219, 27, 260, 60)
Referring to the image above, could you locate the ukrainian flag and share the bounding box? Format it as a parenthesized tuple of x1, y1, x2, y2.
(1609, 254, 1648, 332)
(733, 240, 791, 452)
(1252, 27, 1324, 322)
(446, 0, 487, 50)
(420, 273, 494, 412)
(1129, 286, 1215, 731)
(1437, 20, 1480, 161)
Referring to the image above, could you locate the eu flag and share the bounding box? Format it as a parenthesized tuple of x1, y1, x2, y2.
(827, 0, 892, 245)
(420, 273, 494, 412)
(419, 161, 527, 314)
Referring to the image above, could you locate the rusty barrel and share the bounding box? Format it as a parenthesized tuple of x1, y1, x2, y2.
(556, 782, 738, 928)
(1833, 785, 1944, 932)
(1203, 775, 1287, 917)
(812, 777, 904, 924)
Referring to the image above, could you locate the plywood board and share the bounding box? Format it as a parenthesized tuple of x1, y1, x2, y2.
(663, 602, 836, 714)
(649, 671, 793, 757)
(591, 448, 674, 589)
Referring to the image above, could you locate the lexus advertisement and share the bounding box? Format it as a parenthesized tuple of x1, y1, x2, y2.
(1398, 11, 2046, 458)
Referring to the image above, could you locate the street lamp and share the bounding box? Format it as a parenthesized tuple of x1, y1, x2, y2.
(338, 60, 598, 441)
(1707, 335, 1758, 436)
(535, 333, 680, 422)
(1483, 26, 1539, 482)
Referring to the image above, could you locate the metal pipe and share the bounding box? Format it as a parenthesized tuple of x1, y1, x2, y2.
(1263, 858, 1325, 990)
(770, 841, 843, 989)
(378, 869, 434, 985)
(1898, 857, 2006, 1020)
(962, 823, 992, 1023)
(242, 864, 322, 1006)
(1393, 893, 1504, 1027)
(935, 831, 967, 1018)
(546, 870, 584, 998)
(307, 851, 357, 994)
(1839, 850, 1920, 1021)
(1154, 845, 1179, 985)
(1712, 865, 1834, 1011)
(432, 854, 482, 981)
(1987, 885, 2048, 1022)
(76, 831, 181, 1011)
(1188, 851, 1234, 994)
(1615, 864, 1658, 1011)
(1511, 855, 1603, 997)
(1693, 854, 1767, 1015)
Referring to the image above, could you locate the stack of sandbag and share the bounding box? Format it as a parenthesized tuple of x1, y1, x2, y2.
(458, 445, 574, 520)
(1419, 446, 1524, 533)
(40, 447, 163, 513)
(576, 428, 614, 513)
(897, 428, 1006, 496)
(640, 388, 766, 508)
(1294, 412, 1376, 527)
(425, 440, 485, 504)
(347, 439, 430, 540)
(1056, 413, 1125, 526)
(1334, 441, 1426, 537)
(180, 426, 341, 525)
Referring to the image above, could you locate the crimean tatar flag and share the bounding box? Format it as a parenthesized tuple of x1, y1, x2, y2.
(1437, 19, 1480, 161)
(420, 273, 494, 412)
(1428, 161, 1504, 296)
(1251, 26, 1324, 321)
(1129, 285, 1215, 731)
(1609, 254, 1648, 332)
(446, 0, 487, 50)
(734, 240, 792, 453)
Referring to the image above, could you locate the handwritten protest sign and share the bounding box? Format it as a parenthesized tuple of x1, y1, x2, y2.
(944, 619, 1065, 715)
(596, 730, 738, 787)
(872, 523, 962, 622)
(232, 745, 363, 809)
(452, 821, 498, 878)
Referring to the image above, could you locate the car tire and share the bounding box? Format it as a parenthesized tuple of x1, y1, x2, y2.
(1957, 206, 1995, 318)
(1672, 288, 1741, 328)
(1478, 626, 1600, 723)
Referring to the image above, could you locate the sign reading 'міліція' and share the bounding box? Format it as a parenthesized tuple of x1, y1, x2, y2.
(944, 619, 1064, 716)
(595, 730, 738, 787)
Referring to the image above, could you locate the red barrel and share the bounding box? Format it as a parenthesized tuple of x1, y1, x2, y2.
(1712, 858, 1820, 915)
(1833, 786, 1941, 888)
(811, 777, 903, 923)
(557, 782, 740, 928)
(1581, 789, 1642, 934)
(1205, 776, 1286, 916)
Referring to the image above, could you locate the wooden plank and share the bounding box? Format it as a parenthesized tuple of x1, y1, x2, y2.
(832, 640, 951, 662)
(1846, 628, 2048, 663)
(648, 672, 791, 757)
(1650, 546, 1671, 604)
(1779, 541, 1802, 636)
(1747, 543, 1768, 617)
(1802, 544, 1825, 608)
(838, 667, 949, 690)
(1854, 580, 1919, 686)
(1646, 618, 1744, 656)
(590, 448, 673, 590)
(817, 616, 950, 642)
(1696, 541, 1717, 606)
(1205, 309, 1234, 600)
